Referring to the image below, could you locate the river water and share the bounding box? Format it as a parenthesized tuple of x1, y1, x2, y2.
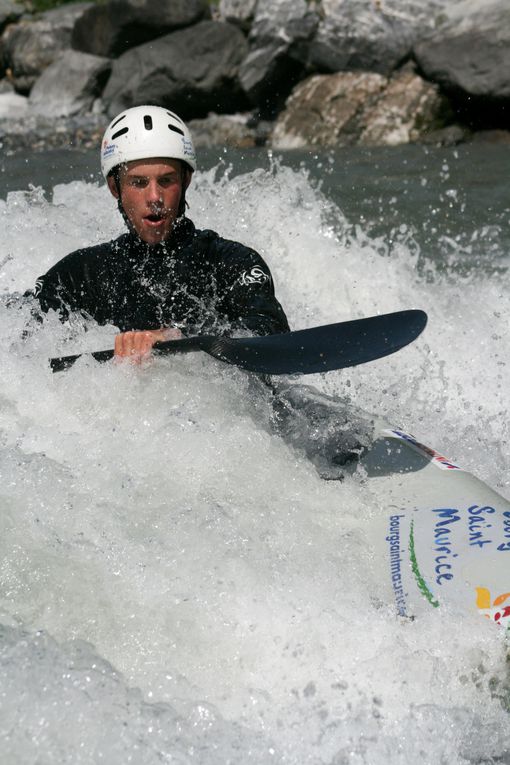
(0, 143, 508, 764)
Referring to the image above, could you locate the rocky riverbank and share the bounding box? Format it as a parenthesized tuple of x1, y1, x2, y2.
(0, 0, 508, 154)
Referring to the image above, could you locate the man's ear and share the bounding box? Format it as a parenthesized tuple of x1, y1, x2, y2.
(107, 175, 119, 199)
(183, 168, 192, 192)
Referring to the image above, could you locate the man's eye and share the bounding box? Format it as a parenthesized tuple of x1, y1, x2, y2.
(130, 178, 147, 188)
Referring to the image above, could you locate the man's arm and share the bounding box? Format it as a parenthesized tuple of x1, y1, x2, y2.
(32, 247, 105, 322)
(216, 241, 290, 336)
(32, 270, 73, 321)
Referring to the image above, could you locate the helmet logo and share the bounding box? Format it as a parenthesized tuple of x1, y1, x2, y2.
(102, 142, 117, 159)
(182, 137, 194, 158)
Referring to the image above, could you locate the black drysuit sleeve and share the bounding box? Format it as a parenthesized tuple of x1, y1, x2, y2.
(212, 238, 290, 336)
(33, 247, 105, 323)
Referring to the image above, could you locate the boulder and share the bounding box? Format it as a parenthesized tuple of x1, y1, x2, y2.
(414, 0, 510, 101)
(218, 0, 258, 31)
(359, 68, 451, 144)
(72, 0, 210, 59)
(0, 0, 23, 33)
(418, 124, 469, 146)
(272, 71, 385, 148)
(271, 67, 449, 148)
(238, 0, 319, 114)
(102, 21, 249, 120)
(189, 113, 261, 148)
(470, 129, 510, 145)
(0, 77, 13, 93)
(29, 49, 111, 118)
(309, 0, 444, 76)
(0, 90, 27, 118)
(2, 2, 92, 93)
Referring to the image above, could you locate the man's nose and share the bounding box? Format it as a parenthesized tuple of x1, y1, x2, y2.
(146, 181, 162, 204)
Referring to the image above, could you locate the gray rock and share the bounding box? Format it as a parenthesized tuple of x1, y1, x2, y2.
(218, 0, 258, 31)
(246, 0, 315, 44)
(414, 0, 510, 100)
(470, 129, 510, 145)
(417, 124, 468, 146)
(0, 0, 23, 33)
(0, 89, 27, 118)
(29, 49, 111, 118)
(309, 0, 444, 75)
(2, 2, 92, 93)
(0, 111, 107, 152)
(72, 0, 210, 58)
(360, 68, 451, 145)
(188, 113, 260, 148)
(102, 20, 249, 119)
(238, 0, 319, 113)
(272, 71, 385, 148)
(0, 77, 13, 93)
(271, 68, 448, 148)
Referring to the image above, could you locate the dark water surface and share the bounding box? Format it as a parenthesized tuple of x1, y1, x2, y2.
(2, 142, 507, 273)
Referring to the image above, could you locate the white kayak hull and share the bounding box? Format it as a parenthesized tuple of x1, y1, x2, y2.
(356, 429, 510, 630)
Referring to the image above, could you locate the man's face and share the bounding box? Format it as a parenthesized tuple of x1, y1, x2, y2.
(108, 158, 191, 245)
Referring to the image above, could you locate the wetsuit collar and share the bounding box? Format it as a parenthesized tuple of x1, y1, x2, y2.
(124, 216, 195, 256)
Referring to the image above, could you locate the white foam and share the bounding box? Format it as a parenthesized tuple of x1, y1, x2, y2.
(0, 161, 508, 764)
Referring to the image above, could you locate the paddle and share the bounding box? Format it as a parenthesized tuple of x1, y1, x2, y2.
(49, 309, 427, 375)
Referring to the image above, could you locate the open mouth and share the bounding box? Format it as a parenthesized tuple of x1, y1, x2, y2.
(143, 213, 166, 229)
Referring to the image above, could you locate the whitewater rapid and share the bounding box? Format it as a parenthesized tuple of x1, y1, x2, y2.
(0, 157, 508, 763)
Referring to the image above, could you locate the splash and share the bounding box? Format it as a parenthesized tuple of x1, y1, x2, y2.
(0, 158, 509, 764)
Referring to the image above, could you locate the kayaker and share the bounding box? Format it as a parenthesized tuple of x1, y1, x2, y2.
(31, 105, 289, 361)
(28, 105, 369, 468)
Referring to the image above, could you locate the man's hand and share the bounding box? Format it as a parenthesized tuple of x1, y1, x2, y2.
(114, 327, 183, 363)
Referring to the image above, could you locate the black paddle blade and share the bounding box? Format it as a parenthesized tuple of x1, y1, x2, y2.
(49, 310, 427, 375)
(201, 310, 427, 375)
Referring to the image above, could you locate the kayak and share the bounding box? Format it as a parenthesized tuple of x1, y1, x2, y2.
(352, 428, 510, 630)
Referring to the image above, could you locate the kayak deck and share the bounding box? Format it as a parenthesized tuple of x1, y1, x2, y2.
(355, 429, 510, 629)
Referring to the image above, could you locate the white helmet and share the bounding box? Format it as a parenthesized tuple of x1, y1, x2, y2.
(100, 105, 197, 178)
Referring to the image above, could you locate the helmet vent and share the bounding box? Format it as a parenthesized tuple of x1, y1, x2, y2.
(111, 114, 126, 129)
(111, 127, 129, 140)
(144, 115, 153, 130)
(167, 111, 184, 124)
(168, 124, 184, 136)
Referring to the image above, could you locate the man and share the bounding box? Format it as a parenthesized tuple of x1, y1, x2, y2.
(33, 105, 289, 361)
(32, 105, 368, 467)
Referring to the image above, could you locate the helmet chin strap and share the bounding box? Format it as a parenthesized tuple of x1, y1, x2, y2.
(112, 170, 137, 236)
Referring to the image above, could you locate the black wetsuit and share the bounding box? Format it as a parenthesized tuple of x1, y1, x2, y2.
(31, 218, 369, 469)
(33, 217, 289, 337)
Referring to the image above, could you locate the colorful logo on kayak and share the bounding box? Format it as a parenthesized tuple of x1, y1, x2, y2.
(476, 587, 510, 628)
(385, 429, 461, 471)
(386, 514, 409, 617)
(499, 510, 510, 552)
